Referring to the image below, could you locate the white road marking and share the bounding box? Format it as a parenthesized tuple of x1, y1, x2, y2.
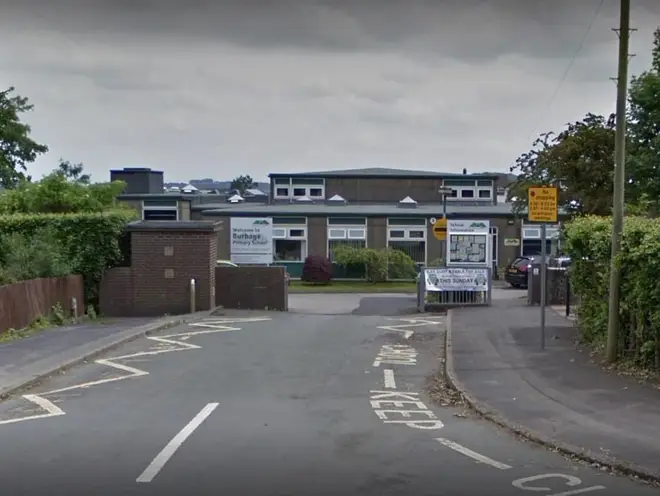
(383, 369, 396, 388)
(435, 438, 512, 470)
(370, 390, 444, 429)
(0, 318, 270, 426)
(378, 318, 444, 339)
(136, 403, 219, 483)
(373, 344, 417, 367)
(512, 474, 605, 494)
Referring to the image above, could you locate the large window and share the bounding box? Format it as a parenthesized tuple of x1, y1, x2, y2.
(521, 223, 558, 256)
(142, 200, 178, 220)
(387, 217, 426, 264)
(273, 178, 325, 200)
(443, 179, 493, 202)
(273, 217, 307, 261)
(327, 217, 367, 259)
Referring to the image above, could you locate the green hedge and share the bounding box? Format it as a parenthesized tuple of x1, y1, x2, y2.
(563, 215, 660, 368)
(0, 210, 137, 307)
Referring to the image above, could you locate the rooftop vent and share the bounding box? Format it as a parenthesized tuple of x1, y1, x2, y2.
(398, 196, 417, 208)
(327, 194, 347, 204)
(227, 194, 244, 203)
(296, 195, 314, 203)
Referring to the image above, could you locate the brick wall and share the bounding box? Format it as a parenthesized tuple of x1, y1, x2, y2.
(99, 221, 221, 317)
(215, 266, 288, 311)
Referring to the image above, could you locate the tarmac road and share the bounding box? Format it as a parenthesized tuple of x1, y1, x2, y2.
(0, 307, 656, 495)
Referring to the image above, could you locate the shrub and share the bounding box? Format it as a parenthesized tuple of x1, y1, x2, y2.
(563, 215, 660, 369)
(332, 245, 417, 282)
(0, 227, 75, 284)
(301, 255, 333, 283)
(0, 210, 137, 308)
(428, 257, 444, 267)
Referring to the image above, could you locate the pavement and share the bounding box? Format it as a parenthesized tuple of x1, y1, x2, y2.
(0, 294, 655, 494)
(446, 292, 660, 482)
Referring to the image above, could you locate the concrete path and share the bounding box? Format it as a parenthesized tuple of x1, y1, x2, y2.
(448, 297, 660, 482)
(0, 312, 654, 494)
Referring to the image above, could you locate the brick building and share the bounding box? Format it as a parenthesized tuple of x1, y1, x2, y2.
(114, 167, 566, 278)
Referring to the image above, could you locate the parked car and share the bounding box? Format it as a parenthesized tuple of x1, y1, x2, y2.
(504, 256, 533, 288)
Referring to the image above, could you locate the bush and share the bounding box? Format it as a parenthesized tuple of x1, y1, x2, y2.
(332, 245, 417, 282)
(301, 255, 333, 283)
(563, 215, 660, 369)
(0, 210, 137, 307)
(0, 227, 75, 284)
(427, 257, 444, 267)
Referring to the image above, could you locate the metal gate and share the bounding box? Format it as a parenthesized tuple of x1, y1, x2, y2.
(417, 266, 492, 311)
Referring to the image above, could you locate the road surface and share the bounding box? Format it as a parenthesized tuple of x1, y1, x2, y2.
(0, 304, 655, 495)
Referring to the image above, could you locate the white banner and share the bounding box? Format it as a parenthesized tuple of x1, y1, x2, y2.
(424, 267, 489, 292)
(230, 217, 273, 265)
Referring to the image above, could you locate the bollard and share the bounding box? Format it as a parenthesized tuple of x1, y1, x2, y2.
(71, 297, 78, 321)
(190, 278, 196, 313)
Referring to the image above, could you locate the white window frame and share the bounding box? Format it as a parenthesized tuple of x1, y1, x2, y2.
(272, 225, 308, 262)
(142, 200, 178, 221)
(386, 226, 428, 265)
(273, 178, 326, 200)
(326, 226, 367, 258)
(490, 226, 498, 266)
(444, 180, 494, 202)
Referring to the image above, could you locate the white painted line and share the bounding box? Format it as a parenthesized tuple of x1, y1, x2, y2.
(383, 369, 396, 388)
(0, 319, 270, 427)
(0, 395, 66, 425)
(136, 403, 219, 483)
(435, 438, 512, 470)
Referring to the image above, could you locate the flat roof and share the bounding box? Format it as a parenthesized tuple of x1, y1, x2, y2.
(268, 167, 499, 180)
(199, 202, 517, 217)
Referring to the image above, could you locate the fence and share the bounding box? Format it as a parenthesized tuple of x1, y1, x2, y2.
(0, 275, 84, 333)
(417, 266, 493, 311)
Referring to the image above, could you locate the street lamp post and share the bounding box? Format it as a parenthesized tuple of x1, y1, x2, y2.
(437, 187, 452, 218)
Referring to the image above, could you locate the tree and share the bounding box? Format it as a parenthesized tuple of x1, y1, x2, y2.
(230, 174, 256, 194)
(508, 113, 616, 216)
(0, 87, 49, 188)
(0, 169, 126, 214)
(57, 159, 90, 184)
(627, 27, 660, 214)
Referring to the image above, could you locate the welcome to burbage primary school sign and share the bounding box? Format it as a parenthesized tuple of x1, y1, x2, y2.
(230, 218, 273, 265)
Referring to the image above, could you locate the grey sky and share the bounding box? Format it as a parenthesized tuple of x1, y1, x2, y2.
(1, 1, 659, 182)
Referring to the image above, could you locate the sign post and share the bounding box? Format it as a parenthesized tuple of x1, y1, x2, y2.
(528, 186, 558, 351)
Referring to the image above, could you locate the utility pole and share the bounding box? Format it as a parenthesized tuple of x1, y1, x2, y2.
(606, 0, 631, 364)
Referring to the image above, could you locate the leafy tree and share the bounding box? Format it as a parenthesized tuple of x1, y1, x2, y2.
(0, 87, 49, 188)
(627, 27, 660, 213)
(0, 169, 126, 214)
(230, 174, 256, 194)
(57, 159, 90, 184)
(508, 113, 616, 216)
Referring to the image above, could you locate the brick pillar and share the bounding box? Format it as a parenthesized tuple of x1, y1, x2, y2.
(127, 220, 222, 316)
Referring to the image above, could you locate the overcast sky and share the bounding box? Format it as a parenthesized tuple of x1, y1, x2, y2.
(2, 1, 660, 183)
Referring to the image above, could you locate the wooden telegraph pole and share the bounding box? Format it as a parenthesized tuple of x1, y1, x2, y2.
(606, 0, 631, 363)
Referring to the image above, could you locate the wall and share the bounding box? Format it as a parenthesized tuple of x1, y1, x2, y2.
(0, 275, 85, 334)
(215, 266, 287, 311)
(99, 221, 220, 317)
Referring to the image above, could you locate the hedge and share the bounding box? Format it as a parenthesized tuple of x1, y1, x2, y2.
(563, 215, 660, 369)
(0, 210, 137, 308)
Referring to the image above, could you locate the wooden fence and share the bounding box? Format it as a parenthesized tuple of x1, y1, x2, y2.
(0, 275, 84, 334)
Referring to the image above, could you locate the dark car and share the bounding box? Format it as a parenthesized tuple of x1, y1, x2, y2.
(504, 256, 533, 288)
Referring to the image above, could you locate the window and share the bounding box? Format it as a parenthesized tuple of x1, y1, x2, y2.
(276, 187, 289, 197)
(442, 179, 495, 201)
(450, 189, 458, 197)
(273, 177, 326, 199)
(309, 188, 323, 197)
(461, 189, 474, 198)
(142, 200, 178, 221)
(523, 228, 540, 239)
(328, 217, 367, 226)
(490, 226, 498, 265)
(327, 226, 367, 259)
(478, 189, 492, 199)
(275, 240, 303, 262)
(387, 224, 427, 264)
(293, 188, 306, 197)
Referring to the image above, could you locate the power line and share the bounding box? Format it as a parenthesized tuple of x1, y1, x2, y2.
(525, 0, 606, 143)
